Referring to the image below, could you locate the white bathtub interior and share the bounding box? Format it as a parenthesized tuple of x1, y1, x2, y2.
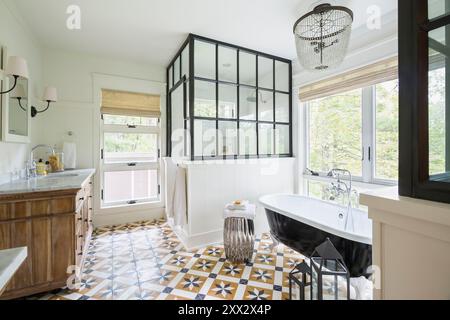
(259, 194, 372, 245)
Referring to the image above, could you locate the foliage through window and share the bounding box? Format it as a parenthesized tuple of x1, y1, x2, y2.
(306, 79, 399, 183)
(308, 89, 363, 176)
(375, 80, 399, 180)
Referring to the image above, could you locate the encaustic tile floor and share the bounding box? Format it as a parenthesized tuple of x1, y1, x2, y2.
(28, 220, 305, 300)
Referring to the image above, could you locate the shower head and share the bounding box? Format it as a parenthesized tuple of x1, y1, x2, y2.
(246, 92, 268, 104)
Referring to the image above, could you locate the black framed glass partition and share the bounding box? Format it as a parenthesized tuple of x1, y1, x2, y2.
(167, 34, 293, 160)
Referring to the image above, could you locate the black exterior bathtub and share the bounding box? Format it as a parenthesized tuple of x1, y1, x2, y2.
(265, 209, 372, 278)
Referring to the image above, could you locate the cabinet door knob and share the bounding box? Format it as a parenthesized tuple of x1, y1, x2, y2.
(79, 235, 83, 238)
(78, 218, 82, 221)
(79, 197, 85, 201)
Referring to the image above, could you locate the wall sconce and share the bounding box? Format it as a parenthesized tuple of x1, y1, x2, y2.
(31, 86, 58, 118)
(0, 56, 29, 94)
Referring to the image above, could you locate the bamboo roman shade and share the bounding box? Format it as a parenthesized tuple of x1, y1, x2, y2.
(299, 56, 398, 102)
(101, 89, 161, 117)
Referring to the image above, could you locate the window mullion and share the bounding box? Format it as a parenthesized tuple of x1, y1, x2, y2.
(361, 86, 375, 183)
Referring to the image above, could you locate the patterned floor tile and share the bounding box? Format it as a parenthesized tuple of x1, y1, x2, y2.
(249, 267, 275, 285)
(191, 258, 218, 273)
(218, 262, 246, 279)
(202, 246, 224, 258)
(26, 219, 305, 301)
(175, 274, 208, 294)
(168, 254, 191, 268)
(254, 253, 277, 267)
(283, 256, 303, 270)
(207, 279, 239, 300)
(244, 285, 273, 301)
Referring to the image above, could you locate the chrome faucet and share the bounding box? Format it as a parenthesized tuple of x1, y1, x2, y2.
(26, 144, 55, 179)
(326, 169, 358, 232)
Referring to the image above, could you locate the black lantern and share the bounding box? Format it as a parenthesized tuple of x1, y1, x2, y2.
(288, 261, 311, 300)
(310, 238, 350, 300)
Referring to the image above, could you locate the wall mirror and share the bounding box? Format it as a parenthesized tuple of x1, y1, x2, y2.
(0, 45, 30, 143)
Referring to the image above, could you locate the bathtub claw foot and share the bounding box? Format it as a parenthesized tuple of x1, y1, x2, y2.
(269, 232, 280, 253)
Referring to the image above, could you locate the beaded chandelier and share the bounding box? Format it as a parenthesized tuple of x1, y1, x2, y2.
(294, 3, 353, 71)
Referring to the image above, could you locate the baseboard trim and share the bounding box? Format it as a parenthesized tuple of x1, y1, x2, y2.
(169, 221, 223, 251)
(94, 207, 165, 227)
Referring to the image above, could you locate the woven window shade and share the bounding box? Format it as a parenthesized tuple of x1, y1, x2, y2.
(299, 56, 398, 102)
(101, 89, 161, 117)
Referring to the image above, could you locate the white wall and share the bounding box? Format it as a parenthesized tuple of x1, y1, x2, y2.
(0, 0, 43, 184)
(31, 48, 166, 168)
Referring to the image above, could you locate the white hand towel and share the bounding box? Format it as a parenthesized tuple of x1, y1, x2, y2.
(224, 204, 256, 220)
(172, 167, 187, 226)
(63, 142, 77, 169)
(226, 200, 249, 211)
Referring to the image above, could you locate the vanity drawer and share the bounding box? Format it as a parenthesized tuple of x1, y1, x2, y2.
(76, 190, 86, 209)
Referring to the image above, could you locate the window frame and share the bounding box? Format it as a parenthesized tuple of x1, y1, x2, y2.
(304, 81, 399, 186)
(100, 114, 161, 209)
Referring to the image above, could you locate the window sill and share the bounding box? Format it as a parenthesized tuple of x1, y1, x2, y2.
(302, 174, 397, 190)
(98, 200, 163, 215)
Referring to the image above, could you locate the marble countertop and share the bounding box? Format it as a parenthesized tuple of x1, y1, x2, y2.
(0, 169, 95, 196)
(0, 247, 27, 294)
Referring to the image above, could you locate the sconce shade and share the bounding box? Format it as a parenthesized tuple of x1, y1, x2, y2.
(11, 84, 26, 99)
(43, 86, 58, 102)
(5, 56, 29, 79)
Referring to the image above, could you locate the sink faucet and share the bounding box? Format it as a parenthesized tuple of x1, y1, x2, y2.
(326, 169, 358, 232)
(26, 144, 55, 179)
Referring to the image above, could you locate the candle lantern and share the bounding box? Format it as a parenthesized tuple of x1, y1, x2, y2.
(288, 261, 311, 300)
(310, 238, 350, 300)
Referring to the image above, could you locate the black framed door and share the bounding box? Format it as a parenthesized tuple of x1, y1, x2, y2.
(399, 0, 450, 203)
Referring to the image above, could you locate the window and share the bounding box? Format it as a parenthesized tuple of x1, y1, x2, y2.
(375, 80, 399, 180)
(306, 79, 399, 184)
(101, 114, 161, 208)
(308, 89, 363, 176)
(167, 35, 292, 160)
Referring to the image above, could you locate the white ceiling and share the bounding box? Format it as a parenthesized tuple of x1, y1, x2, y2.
(8, 0, 398, 67)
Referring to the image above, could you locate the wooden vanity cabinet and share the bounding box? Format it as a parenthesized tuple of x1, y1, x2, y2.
(0, 176, 94, 300)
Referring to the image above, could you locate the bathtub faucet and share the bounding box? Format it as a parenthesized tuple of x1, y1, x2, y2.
(327, 169, 352, 198)
(326, 169, 356, 232)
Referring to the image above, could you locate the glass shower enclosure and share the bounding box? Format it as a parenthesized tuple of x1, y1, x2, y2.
(167, 34, 292, 161)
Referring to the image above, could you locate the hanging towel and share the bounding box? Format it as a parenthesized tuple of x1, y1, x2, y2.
(172, 167, 187, 226)
(164, 158, 178, 220)
(63, 142, 77, 169)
